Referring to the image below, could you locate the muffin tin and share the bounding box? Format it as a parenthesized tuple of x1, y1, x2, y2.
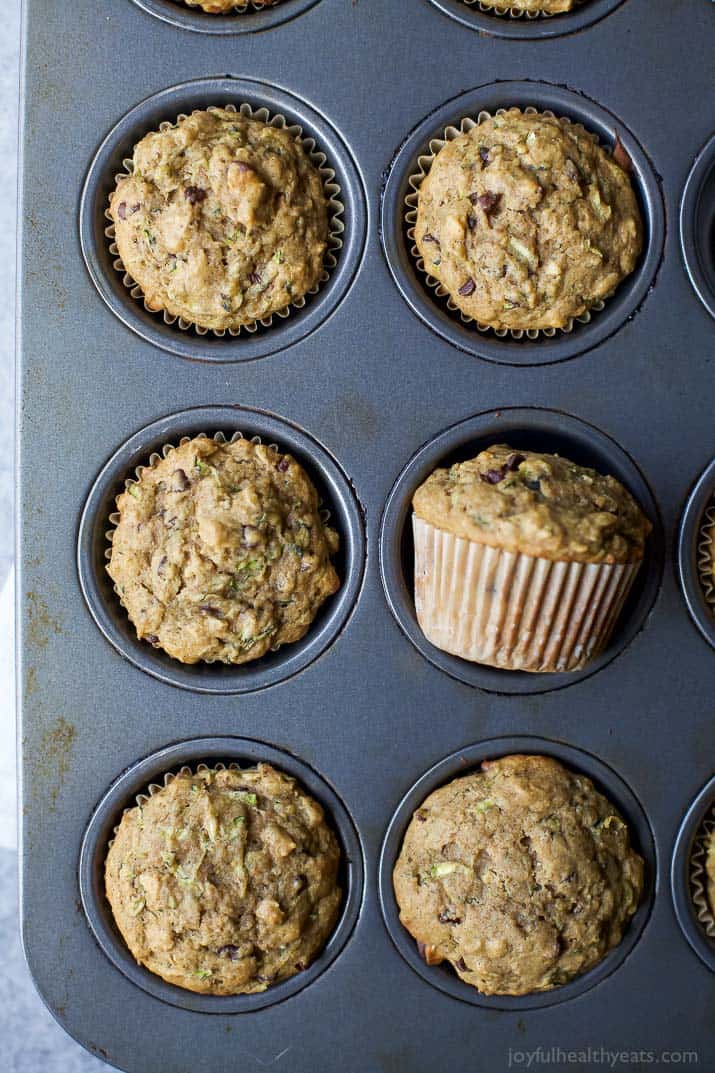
(17, 1, 715, 1070)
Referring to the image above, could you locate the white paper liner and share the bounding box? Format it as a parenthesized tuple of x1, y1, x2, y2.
(696, 499, 715, 614)
(180, 0, 280, 13)
(690, 812, 715, 938)
(104, 430, 332, 663)
(465, 0, 586, 21)
(405, 106, 617, 341)
(105, 102, 344, 336)
(412, 516, 640, 672)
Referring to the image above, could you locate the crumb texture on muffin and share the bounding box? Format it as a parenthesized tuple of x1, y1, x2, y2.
(109, 108, 328, 330)
(415, 110, 642, 331)
(107, 436, 340, 664)
(412, 444, 651, 563)
(105, 764, 341, 995)
(393, 754, 644, 996)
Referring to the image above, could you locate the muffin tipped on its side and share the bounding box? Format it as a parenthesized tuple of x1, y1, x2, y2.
(107, 436, 340, 665)
(393, 754, 644, 996)
(105, 764, 342, 995)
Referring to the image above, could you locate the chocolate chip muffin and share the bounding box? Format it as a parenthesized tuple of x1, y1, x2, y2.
(415, 110, 642, 331)
(411, 445, 650, 672)
(413, 445, 651, 565)
(107, 436, 340, 665)
(393, 755, 644, 996)
(106, 764, 342, 995)
(109, 108, 328, 331)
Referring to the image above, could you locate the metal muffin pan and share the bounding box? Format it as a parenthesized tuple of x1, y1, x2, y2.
(381, 80, 665, 366)
(79, 736, 365, 1013)
(79, 76, 367, 363)
(129, 0, 322, 35)
(680, 131, 715, 322)
(380, 406, 663, 695)
(378, 735, 656, 1011)
(425, 0, 628, 40)
(77, 405, 366, 694)
(18, 1, 715, 1070)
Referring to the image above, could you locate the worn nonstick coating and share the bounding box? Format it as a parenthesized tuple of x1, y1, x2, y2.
(17, 1, 715, 1071)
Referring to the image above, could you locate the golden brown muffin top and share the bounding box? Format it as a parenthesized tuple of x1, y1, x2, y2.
(109, 108, 328, 330)
(415, 110, 642, 331)
(107, 437, 340, 665)
(393, 754, 644, 996)
(105, 765, 341, 996)
(412, 444, 651, 564)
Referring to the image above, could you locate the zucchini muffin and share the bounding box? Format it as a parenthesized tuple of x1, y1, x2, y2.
(109, 108, 328, 331)
(393, 754, 644, 996)
(107, 436, 340, 665)
(106, 764, 342, 995)
(490, 0, 573, 10)
(415, 110, 642, 331)
(412, 444, 651, 672)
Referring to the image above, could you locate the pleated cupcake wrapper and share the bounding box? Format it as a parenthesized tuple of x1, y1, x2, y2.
(105, 429, 332, 662)
(105, 101, 344, 337)
(696, 498, 715, 614)
(689, 813, 715, 939)
(180, 0, 280, 13)
(107, 762, 240, 848)
(412, 516, 639, 673)
(464, 0, 585, 21)
(405, 106, 612, 341)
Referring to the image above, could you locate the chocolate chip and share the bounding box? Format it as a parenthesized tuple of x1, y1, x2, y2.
(476, 191, 500, 214)
(479, 147, 491, 165)
(458, 278, 476, 297)
(455, 957, 470, 973)
(416, 808, 429, 823)
(145, 634, 159, 644)
(276, 457, 290, 472)
(466, 214, 477, 230)
(217, 944, 241, 961)
(506, 452, 525, 471)
(421, 232, 440, 245)
(184, 185, 207, 205)
(172, 468, 190, 491)
(480, 467, 506, 485)
(525, 478, 541, 492)
(199, 605, 223, 618)
(117, 202, 127, 220)
(248, 272, 262, 285)
(294, 961, 306, 972)
(438, 910, 462, 925)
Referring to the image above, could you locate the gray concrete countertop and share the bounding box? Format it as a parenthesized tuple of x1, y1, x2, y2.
(1, 3, 107, 1069)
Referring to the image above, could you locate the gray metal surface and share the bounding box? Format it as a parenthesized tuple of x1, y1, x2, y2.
(17, 1, 715, 1071)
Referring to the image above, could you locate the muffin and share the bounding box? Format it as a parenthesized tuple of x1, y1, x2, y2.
(107, 436, 340, 665)
(109, 108, 328, 331)
(412, 444, 651, 672)
(106, 764, 342, 995)
(393, 754, 644, 996)
(489, 0, 573, 11)
(415, 110, 642, 331)
(188, 0, 277, 9)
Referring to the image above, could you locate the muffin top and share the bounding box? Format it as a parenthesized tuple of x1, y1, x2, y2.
(412, 444, 651, 564)
(105, 765, 341, 995)
(107, 436, 340, 664)
(393, 754, 644, 996)
(415, 110, 642, 331)
(109, 108, 328, 331)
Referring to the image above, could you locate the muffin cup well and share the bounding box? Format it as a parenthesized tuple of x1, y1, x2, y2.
(677, 457, 715, 651)
(129, 0, 322, 37)
(77, 406, 366, 695)
(465, 0, 585, 22)
(671, 774, 715, 974)
(378, 736, 655, 1011)
(406, 106, 617, 342)
(425, 0, 626, 39)
(106, 101, 343, 339)
(413, 516, 640, 673)
(80, 738, 364, 1014)
(690, 813, 715, 939)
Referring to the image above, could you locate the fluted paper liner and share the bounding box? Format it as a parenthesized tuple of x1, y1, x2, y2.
(180, 0, 280, 13)
(413, 516, 640, 672)
(690, 812, 715, 939)
(405, 106, 617, 341)
(463, 0, 586, 21)
(105, 102, 344, 337)
(696, 499, 715, 615)
(104, 430, 332, 662)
